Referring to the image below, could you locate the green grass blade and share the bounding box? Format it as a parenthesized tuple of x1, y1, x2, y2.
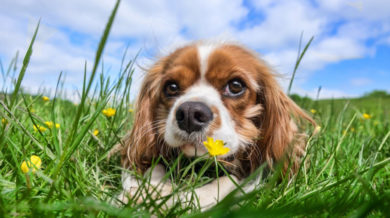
(10, 20, 40, 109)
(287, 35, 314, 95)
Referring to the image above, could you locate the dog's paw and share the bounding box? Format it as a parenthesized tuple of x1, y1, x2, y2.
(120, 182, 173, 205)
(119, 164, 172, 205)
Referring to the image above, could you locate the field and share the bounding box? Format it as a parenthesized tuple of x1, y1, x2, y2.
(1, 2, 389, 217)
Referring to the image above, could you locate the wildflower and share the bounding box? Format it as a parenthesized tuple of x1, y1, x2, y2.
(128, 108, 134, 113)
(44, 121, 60, 129)
(362, 113, 372, 120)
(1, 118, 7, 125)
(44, 121, 53, 128)
(21, 155, 42, 174)
(102, 108, 116, 117)
(310, 109, 317, 114)
(203, 137, 230, 156)
(42, 96, 50, 102)
(93, 129, 99, 136)
(33, 124, 47, 132)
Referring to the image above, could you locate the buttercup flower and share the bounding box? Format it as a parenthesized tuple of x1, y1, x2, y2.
(1, 118, 7, 125)
(362, 113, 372, 120)
(128, 108, 134, 113)
(33, 124, 47, 132)
(310, 109, 317, 114)
(203, 137, 230, 156)
(42, 96, 50, 101)
(21, 155, 42, 173)
(44, 121, 60, 129)
(93, 129, 99, 136)
(102, 108, 116, 117)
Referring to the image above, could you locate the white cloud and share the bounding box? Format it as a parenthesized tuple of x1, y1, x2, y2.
(316, 0, 390, 21)
(350, 77, 373, 86)
(293, 87, 356, 99)
(240, 0, 325, 50)
(0, 0, 389, 100)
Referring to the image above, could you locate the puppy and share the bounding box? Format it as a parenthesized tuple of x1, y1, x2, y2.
(118, 42, 315, 210)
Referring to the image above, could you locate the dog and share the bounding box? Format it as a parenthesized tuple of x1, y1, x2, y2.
(117, 41, 315, 210)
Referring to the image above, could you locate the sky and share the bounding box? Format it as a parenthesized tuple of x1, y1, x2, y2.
(0, 0, 389, 101)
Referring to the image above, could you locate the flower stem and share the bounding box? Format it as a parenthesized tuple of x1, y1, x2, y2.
(25, 174, 31, 189)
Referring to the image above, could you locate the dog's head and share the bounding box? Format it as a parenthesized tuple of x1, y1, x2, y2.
(122, 42, 314, 176)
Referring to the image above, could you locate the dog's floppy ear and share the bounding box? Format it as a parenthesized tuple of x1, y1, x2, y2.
(121, 58, 167, 173)
(250, 61, 315, 173)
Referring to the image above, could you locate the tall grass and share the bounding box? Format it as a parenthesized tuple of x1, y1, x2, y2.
(0, 1, 389, 217)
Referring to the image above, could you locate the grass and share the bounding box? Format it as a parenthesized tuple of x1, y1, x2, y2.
(0, 1, 389, 217)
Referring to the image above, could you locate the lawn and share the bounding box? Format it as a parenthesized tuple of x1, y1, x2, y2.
(0, 1, 389, 217)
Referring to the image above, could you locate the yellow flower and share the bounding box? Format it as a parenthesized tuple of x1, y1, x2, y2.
(310, 109, 317, 114)
(42, 96, 50, 101)
(44, 121, 53, 128)
(21, 155, 42, 173)
(44, 121, 60, 129)
(362, 113, 372, 120)
(102, 108, 116, 117)
(93, 129, 99, 136)
(203, 137, 230, 156)
(314, 125, 321, 133)
(33, 124, 47, 132)
(128, 108, 134, 113)
(1, 118, 7, 125)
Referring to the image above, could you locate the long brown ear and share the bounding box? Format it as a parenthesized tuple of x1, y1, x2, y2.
(251, 62, 315, 174)
(121, 58, 166, 173)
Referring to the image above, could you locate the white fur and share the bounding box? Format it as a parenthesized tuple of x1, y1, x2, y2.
(164, 44, 241, 157)
(119, 164, 263, 211)
(197, 43, 218, 77)
(164, 82, 240, 157)
(120, 42, 265, 210)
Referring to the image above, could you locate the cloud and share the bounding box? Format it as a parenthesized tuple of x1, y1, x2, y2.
(293, 86, 355, 99)
(0, 0, 389, 100)
(240, 0, 325, 50)
(350, 78, 373, 86)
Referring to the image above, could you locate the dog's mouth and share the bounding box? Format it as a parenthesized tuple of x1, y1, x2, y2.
(172, 131, 209, 157)
(179, 143, 208, 157)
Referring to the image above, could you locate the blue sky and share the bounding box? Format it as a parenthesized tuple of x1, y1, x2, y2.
(0, 0, 389, 101)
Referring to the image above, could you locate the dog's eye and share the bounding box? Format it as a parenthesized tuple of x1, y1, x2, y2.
(164, 81, 180, 97)
(223, 79, 246, 97)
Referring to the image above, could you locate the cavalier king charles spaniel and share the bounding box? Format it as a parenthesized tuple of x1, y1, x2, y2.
(117, 42, 315, 210)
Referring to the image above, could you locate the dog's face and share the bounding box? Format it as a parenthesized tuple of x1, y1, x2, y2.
(122, 42, 314, 174)
(159, 44, 261, 158)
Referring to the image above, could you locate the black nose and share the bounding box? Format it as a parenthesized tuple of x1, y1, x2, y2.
(175, 101, 213, 133)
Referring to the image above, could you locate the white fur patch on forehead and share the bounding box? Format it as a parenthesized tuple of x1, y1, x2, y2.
(197, 43, 219, 77)
(176, 82, 220, 106)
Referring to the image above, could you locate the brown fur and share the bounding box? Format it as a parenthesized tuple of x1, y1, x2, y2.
(121, 43, 315, 178)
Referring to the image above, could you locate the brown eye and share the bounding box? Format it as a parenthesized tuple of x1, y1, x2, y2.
(223, 79, 246, 97)
(164, 81, 180, 97)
